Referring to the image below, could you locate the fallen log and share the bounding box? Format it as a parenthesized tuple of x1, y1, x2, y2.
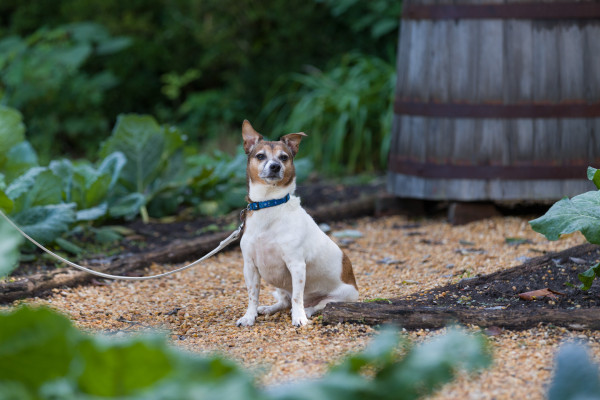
(323, 243, 600, 331)
(323, 302, 600, 331)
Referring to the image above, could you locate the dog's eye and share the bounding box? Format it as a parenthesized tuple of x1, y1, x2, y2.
(279, 154, 289, 162)
(256, 153, 266, 161)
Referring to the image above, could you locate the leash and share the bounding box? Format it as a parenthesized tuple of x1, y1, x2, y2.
(0, 208, 243, 281)
(0, 193, 290, 280)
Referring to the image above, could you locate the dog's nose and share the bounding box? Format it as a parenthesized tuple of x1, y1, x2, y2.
(270, 163, 281, 173)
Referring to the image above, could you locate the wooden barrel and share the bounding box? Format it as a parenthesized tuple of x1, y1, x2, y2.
(388, 0, 600, 202)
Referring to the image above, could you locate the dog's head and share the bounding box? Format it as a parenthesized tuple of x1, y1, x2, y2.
(242, 120, 306, 187)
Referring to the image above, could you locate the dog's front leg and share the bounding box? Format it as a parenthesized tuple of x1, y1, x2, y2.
(287, 261, 308, 327)
(236, 259, 260, 327)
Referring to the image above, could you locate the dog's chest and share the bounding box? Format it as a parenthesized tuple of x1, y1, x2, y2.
(242, 212, 299, 289)
(245, 231, 292, 288)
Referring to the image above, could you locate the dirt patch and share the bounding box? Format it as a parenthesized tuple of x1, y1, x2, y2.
(324, 243, 600, 330)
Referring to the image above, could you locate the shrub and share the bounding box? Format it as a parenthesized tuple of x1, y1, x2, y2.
(0, 23, 131, 161)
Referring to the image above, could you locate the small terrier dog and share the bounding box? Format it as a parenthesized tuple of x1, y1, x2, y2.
(236, 120, 359, 327)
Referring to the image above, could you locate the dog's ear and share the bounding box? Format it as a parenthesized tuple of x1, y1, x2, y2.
(242, 120, 263, 154)
(281, 132, 307, 157)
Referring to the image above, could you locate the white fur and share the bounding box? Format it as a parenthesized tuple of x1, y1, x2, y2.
(237, 177, 359, 327)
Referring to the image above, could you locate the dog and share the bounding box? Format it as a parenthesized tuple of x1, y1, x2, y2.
(236, 120, 359, 327)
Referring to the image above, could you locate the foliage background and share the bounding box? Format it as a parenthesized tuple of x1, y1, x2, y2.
(0, 0, 401, 169)
(0, 0, 401, 265)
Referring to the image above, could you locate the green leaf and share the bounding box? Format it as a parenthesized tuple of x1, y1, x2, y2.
(379, 328, 492, 400)
(0, 307, 81, 390)
(100, 114, 166, 193)
(54, 237, 84, 255)
(49, 159, 74, 202)
(97, 151, 126, 193)
(6, 168, 63, 213)
(109, 193, 146, 219)
(76, 336, 174, 397)
(76, 203, 108, 221)
(529, 191, 600, 245)
(587, 166, 600, 190)
(3, 141, 38, 183)
(0, 106, 25, 168)
(0, 189, 14, 214)
(12, 204, 76, 245)
(576, 262, 600, 291)
(548, 343, 600, 400)
(0, 216, 23, 277)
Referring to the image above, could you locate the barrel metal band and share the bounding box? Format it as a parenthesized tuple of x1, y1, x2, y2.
(403, 3, 600, 20)
(389, 156, 594, 180)
(394, 100, 600, 119)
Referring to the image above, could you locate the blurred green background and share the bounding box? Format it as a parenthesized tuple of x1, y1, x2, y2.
(0, 0, 401, 259)
(0, 0, 401, 172)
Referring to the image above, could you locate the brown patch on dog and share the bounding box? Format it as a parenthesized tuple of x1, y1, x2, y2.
(304, 294, 327, 308)
(242, 120, 263, 154)
(281, 132, 307, 157)
(341, 252, 358, 290)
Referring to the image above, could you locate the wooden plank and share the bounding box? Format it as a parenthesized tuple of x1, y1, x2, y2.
(558, 22, 585, 101)
(532, 20, 560, 102)
(428, 20, 451, 102)
(449, 20, 477, 102)
(395, 18, 413, 98)
(405, 21, 431, 99)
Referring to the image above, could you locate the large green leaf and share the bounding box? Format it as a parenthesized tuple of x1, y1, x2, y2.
(100, 114, 166, 193)
(529, 191, 600, 245)
(76, 337, 174, 397)
(76, 203, 108, 222)
(49, 159, 74, 202)
(5, 168, 63, 213)
(0, 217, 23, 277)
(0, 307, 81, 390)
(0, 106, 25, 168)
(3, 141, 38, 184)
(108, 192, 146, 219)
(97, 151, 127, 192)
(12, 204, 76, 245)
(0, 189, 13, 214)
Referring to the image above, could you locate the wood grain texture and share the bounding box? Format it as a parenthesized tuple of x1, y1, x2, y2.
(389, 0, 600, 201)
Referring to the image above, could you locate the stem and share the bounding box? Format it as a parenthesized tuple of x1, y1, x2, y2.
(140, 205, 149, 224)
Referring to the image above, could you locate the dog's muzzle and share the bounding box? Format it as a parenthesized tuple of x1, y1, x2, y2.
(260, 161, 283, 180)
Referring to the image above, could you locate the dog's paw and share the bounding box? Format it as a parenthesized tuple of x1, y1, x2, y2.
(291, 313, 308, 327)
(257, 305, 271, 315)
(236, 314, 256, 327)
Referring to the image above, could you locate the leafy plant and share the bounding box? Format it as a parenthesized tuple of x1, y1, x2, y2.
(530, 167, 600, 290)
(261, 53, 395, 175)
(49, 151, 127, 222)
(99, 114, 188, 223)
(0, 306, 492, 400)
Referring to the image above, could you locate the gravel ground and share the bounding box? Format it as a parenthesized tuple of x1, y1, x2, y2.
(5, 214, 600, 399)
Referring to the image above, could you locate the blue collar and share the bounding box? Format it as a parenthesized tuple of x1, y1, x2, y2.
(247, 193, 290, 211)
